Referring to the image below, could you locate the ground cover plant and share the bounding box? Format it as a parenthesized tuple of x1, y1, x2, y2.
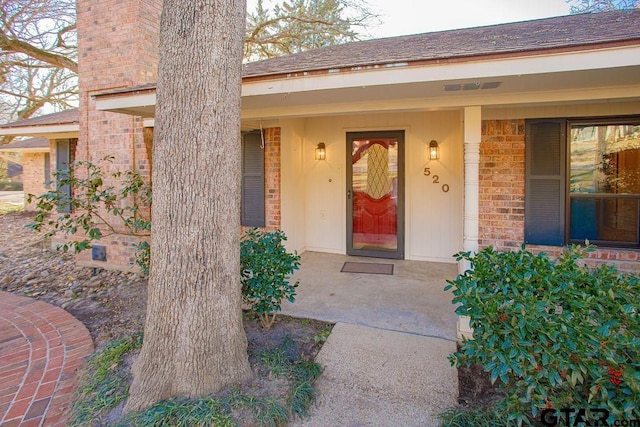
(69, 314, 331, 426)
(445, 245, 640, 425)
(70, 334, 144, 426)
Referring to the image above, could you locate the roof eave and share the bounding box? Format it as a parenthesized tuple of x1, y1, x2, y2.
(0, 146, 50, 153)
(0, 124, 79, 139)
(242, 39, 640, 83)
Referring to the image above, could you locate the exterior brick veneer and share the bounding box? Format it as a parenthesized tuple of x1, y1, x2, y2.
(479, 119, 639, 273)
(21, 152, 50, 211)
(263, 127, 282, 231)
(71, 0, 282, 271)
(73, 0, 161, 269)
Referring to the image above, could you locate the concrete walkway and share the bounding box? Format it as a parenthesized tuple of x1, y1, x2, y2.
(0, 191, 24, 206)
(284, 252, 460, 426)
(0, 291, 94, 427)
(296, 324, 458, 427)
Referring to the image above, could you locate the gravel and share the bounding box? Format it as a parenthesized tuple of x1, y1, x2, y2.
(0, 211, 147, 350)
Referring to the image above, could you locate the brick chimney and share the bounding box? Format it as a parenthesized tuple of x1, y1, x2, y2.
(74, 0, 161, 269)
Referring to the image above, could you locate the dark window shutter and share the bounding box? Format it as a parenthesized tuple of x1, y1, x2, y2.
(525, 120, 566, 246)
(241, 132, 265, 227)
(55, 139, 71, 213)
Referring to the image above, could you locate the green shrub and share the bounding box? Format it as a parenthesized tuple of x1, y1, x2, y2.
(26, 157, 151, 274)
(241, 228, 300, 328)
(446, 245, 640, 425)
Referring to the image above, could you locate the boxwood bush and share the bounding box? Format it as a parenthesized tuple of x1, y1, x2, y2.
(241, 228, 300, 329)
(446, 245, 640, 425)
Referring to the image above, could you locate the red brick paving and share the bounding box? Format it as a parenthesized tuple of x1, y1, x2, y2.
(0, 292, 94, 426)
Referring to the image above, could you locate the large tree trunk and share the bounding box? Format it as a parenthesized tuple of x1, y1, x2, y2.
(125, 0, 251, 413)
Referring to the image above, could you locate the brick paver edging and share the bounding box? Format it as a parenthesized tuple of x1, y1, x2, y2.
(0, 291, 94, 427)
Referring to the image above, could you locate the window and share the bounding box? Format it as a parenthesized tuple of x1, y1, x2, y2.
(569, 120, 640, 246)
(55, 138, 76, 213)
(241, 131, 265, 227)
(44, 152, 51, 188)
(525, 118, 640, 248)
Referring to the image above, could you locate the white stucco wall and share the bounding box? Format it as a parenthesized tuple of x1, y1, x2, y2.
(280, 118, 307, 253)
(279, 110, 464, 262)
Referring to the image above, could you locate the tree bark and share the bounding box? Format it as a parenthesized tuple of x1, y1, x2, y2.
(125, 0, 251, 414)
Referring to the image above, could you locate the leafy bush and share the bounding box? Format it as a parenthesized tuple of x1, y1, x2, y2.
(241, 228, 300, 328)
(26, 156, 151, 273)
(446, 245, 640, 425)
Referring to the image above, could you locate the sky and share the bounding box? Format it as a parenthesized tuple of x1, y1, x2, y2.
(246, 0, 573, 38)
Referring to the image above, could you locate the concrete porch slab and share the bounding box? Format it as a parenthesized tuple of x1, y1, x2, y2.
(280, 252, 459, 340)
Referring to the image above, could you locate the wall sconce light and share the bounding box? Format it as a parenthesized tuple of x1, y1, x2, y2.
(315, 142, 326, 160)
(429, 140, 439, 160)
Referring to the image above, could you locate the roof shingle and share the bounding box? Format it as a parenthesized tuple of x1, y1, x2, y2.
(0, 137, 49, 151)
(0, 109, 79, 129)
(243, 10, 640, 78)
(92, 9, 640, 99)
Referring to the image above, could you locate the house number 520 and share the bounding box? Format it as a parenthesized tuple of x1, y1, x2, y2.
(423, 168, 450, 193)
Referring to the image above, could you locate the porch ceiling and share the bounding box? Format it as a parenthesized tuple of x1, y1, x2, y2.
(240, 66, 640, 119)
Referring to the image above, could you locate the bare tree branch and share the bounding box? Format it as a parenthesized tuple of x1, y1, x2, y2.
(0, 32, 77, 73)
(0, 0, 378, 137)
(0, 0, 78, 133)
(245, 0, 379, 60)
(566, 0, 639, 13)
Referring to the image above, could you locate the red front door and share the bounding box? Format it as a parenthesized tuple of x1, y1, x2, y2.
(347, 131, 404, 259)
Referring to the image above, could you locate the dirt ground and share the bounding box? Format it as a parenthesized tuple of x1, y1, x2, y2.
(457, 363, 503, 408)
(0, 211, 331, 355)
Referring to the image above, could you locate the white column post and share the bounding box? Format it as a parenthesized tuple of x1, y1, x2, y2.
(458, 106, 482, 340)
(463, 106, 482, 260)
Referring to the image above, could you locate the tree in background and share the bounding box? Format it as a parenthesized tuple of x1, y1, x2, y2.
(0, 0, 77, 144)
(124, 0, 252, 413)
(0, 0, 376, 137)
(567, 0, 639, 12)
(245, 0, 378, 60)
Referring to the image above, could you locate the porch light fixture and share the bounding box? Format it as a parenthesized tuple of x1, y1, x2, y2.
(429, 140, 439, 160)
(315, 142, 326, 160)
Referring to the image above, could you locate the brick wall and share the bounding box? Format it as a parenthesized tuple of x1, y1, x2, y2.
(478, 119, 526, 252)
(264, 127, 282, 231)
(71, 1, 283, 271)
(72, 0, 161, 270)
(479, 119, 639, 273)
(22, 152, 49, 211)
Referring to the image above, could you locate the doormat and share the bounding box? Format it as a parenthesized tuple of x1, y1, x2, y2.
(340, 262, 394, 275)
